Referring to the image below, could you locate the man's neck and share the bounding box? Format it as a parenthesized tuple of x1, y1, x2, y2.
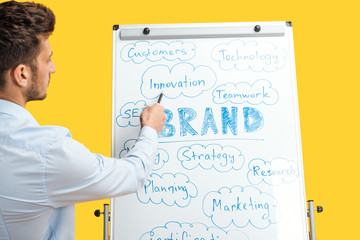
(0, 93, 26, 108)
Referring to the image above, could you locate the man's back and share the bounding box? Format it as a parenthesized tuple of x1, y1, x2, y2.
(0, 99, 160, 239)
(0, 99, 75, 239)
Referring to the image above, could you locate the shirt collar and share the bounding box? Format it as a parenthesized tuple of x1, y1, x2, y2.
(0, 99, 39, 126)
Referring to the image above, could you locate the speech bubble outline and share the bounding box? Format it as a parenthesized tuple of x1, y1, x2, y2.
(211, 39, 286, 72)
(120, 40, 196, 64)
(212, 79, 279, 105)
(139, 221, 249, 240)
(247, 157, 299, 186)
(202, 185, 279, 229)
(137, 172, 198, 207)
(116, 100, 146, 128)
(141, 62, 217, 100)
(177, 143, 245, 172)
(119, 139, 169, 171)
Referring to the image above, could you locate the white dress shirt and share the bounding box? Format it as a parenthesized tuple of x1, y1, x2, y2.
(0, 99, 158, 240)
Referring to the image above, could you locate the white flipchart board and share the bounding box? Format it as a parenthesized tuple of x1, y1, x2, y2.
(111, 22, 308, 240)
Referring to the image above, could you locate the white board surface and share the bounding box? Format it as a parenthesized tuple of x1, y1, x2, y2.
(111, 21, 308, 240)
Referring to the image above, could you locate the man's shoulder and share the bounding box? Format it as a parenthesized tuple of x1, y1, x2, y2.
(0, 122, 72, 152)
(39, 125, 71, 137)
(26, 125, 72, 145)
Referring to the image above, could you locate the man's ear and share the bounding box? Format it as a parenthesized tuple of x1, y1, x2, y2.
(13, 64, 31, 88)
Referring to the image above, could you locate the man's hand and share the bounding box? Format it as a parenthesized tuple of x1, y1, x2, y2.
(140, 103, 166, 133)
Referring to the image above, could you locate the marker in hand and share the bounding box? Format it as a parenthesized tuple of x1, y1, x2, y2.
(157, 92, 164, 104)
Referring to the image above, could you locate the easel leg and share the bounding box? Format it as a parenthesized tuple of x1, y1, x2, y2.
(308, 200, 323, 240)
(94, 204, 110, 240)
(308, 200, 316, 240)
(103, 204, 109, 240)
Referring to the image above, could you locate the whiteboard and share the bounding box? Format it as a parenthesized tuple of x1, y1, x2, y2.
(111, 22, 308, 240)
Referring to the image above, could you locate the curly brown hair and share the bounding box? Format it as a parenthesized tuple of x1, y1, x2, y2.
(0, 1, 55, 90)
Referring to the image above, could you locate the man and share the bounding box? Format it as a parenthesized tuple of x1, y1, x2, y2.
(0, 1, 166, 239)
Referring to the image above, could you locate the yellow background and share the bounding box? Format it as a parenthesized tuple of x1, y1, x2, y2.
(7, 0, 359, 239)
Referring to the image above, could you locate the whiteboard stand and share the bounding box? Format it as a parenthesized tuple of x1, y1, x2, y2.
(307, 200, 323, 240)
(111, 21, 310, 240)
(94, 204, 110, 240)
(96, 202, 322, 240)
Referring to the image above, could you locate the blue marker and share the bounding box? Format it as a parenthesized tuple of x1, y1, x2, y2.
(157, 92, 164, 104)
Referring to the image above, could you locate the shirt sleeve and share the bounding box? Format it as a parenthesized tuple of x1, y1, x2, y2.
(44, 126, 158, 208)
